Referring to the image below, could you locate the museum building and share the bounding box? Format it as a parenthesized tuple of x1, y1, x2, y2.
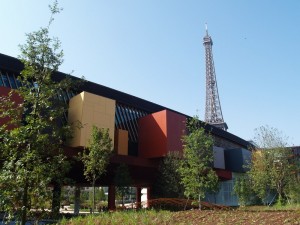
(0, 53, 252, 208)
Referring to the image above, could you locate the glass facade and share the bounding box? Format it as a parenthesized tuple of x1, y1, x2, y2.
(0, 68, 77, 124)
(0, 73, 3, 86)
(115, 103, 148, 143)
(205, 174, 239, 206)
(0, 70, 20, 89)
(56, 89, 76, 104)
(0, 69, 76, 102)
(1, 68, 151, 156)
(115, 103, 148, 156)
(8, 74, 17, 89)
(1, 71, 10, 87)
(56, 89, 76, 122)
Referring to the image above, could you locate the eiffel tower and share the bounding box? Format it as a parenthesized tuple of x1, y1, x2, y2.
(203, 25, 228, 131)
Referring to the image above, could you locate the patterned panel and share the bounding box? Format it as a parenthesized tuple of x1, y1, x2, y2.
(115, 103, 148, 143)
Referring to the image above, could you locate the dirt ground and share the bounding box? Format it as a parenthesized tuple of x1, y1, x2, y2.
(170, 210, 300, 225)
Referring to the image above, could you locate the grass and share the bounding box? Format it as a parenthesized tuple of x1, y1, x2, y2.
(58, 210, 173, 225)
(57, 207, 300, 225)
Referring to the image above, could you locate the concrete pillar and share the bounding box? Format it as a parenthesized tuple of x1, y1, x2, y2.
(108, 185, 116, 210)
(136, 187, 142, 209)
(74, 186, 81, 215)
(146, 187, 151, 208)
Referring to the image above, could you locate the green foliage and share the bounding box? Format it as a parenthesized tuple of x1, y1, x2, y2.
(178, 116, 219, 209)
(247, 125, 299, 205)
(233, 174, 256, 207)
(284, 179, 300, 204)
(114, 163, 132, 206)
(253, 125, 289, 149)
(0, 1, 74, 223)
(80, 126, 113, 183)
(58, 210, 173, 225)
(247, 150, 272, 204)
(153, 151, 184, 198)
(98, 187, 107, 202)
(57, 208, 300, 225)
(79, 125, 113, 213)
(77, 187, 108, 211)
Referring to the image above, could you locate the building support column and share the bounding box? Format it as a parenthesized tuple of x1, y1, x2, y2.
(51, 182, 61, 215)
(108, 185, 116, 211)
(136, 187, 142, 209)
(74, 186, 81, 215)
(146, 187, 151, 208)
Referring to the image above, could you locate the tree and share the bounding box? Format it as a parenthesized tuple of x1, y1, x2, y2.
(178, 116, 219, 210)
(233, 174, 255, 207)
(0, 1, 74, 224)
(152, 151, 184, 198)
(247, 150, 273, 204)
(285, 178, 300, 204)
(247, 125, 298, 205)
(98, 187, 107, 202)
(80, 125, 113, 213)
(114, 163, 132, 207)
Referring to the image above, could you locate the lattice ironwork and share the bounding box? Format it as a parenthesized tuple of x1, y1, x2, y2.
(203, 25, 228, 131)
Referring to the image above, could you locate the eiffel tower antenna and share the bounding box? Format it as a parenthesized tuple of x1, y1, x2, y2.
(203, 25, 228, 130)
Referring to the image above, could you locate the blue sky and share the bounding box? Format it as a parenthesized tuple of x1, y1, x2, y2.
(1, 0, 300, 145)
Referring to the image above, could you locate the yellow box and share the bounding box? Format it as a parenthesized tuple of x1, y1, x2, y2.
(115, 129, 128, 155)
(68, 91, 116, 148)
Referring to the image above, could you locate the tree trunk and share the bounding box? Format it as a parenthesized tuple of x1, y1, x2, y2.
(198, 194, 201, 210)
(51, 182, 62, 216)
(74, 186, 81, 215)
(92, 178, 95, 214)
(184, 197, 189, 211)
(21, 183, 28, 225)
(277, 181, 284, 205)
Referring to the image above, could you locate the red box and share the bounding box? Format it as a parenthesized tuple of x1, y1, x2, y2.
(0, 86, 23, 130)
(138, 110, 186, 158)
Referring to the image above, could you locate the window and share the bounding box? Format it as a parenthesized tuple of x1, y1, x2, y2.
(0, 73, 3, 86)
(115, 103, 148, 143)
(8, 73, 17, 89)
(1, 71, 10, 87)
(14, 74, 22, 88)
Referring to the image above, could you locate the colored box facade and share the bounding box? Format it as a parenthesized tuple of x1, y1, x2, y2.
(215, 169, 232, 180)
(225, 148, 251, 172)
(0, 86, 23, 130)
(115, 129, 128, 155)
(213, 146, 225, 169)
(68, 91, 116, 147)
(138, 110, 186, 158)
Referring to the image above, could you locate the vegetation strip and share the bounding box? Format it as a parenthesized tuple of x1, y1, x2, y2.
(57, 209, 300, 225)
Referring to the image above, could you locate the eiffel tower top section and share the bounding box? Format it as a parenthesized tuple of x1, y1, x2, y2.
(203, 25, 228, 131)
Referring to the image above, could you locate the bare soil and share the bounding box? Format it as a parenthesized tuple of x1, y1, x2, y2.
(170, 210, 300, 225)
